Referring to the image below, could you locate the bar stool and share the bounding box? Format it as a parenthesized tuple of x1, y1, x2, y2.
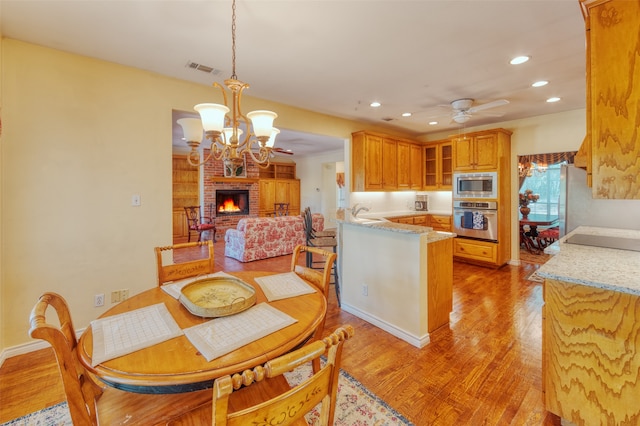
(302, 207, 340, 306)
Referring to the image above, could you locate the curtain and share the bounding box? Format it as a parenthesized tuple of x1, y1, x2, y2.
(518, 151, 577, 189)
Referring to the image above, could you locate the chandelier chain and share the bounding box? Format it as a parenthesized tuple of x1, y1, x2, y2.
(231, 0, 237, 80)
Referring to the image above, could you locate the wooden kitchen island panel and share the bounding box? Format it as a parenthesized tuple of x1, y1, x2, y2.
(338, 217, 455, 347)
(544, 278, 640, 424)
(538, 226, 640, 425)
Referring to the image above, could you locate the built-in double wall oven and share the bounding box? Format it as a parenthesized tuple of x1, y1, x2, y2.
(453, 200, 498, 242)
(452, 171, 499, 242)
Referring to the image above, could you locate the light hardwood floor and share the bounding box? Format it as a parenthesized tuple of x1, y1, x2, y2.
(0, 242, 560, 425)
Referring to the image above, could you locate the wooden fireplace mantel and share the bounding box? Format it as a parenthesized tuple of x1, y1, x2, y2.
(210, 177, 259, 184)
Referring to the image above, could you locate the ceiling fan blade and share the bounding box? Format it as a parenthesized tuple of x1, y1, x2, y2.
(273, 148, 294, 155)
(473, 110, 506, 117)
(468, 99, 509, 113)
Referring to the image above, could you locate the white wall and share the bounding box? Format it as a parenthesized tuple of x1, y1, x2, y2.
(295, 147, 345, 227)
(0, 40, 383, 352)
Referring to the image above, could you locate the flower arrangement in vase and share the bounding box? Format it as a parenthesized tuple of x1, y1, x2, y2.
(519, 189, 539, 219)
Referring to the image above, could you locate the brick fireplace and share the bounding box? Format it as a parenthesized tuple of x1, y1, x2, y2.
(202, 153, 259, 238)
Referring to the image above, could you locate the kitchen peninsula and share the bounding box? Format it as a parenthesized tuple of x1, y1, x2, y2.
(337, 211, 456, 347)
(537, 226, 640, 425)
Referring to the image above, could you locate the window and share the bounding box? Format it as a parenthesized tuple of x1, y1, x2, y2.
(521, 161, 565, 216)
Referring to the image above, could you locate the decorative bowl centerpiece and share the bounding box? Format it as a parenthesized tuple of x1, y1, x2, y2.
(179, 276, 256, 317)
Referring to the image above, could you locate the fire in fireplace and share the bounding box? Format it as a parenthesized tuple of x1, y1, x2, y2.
(215, 190, 249, 216)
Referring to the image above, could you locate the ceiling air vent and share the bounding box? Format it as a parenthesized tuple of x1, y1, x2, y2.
(186, 61, 222, 76)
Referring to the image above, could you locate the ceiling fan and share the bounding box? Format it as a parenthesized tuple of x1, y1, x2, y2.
(430, 98, 509, 124)
(272, 147, 294, 155)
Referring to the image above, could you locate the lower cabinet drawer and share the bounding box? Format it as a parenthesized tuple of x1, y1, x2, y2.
(454, 238, 497, 263)
(429, 215, 451, 232)
(413, 215, 428, 226)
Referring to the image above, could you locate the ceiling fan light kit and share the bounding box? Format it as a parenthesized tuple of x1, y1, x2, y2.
(178, 0, 279, 175)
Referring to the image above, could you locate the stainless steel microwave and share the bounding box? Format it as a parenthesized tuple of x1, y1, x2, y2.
(453, 172, 498, 199)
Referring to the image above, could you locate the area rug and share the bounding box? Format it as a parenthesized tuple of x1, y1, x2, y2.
(2, 365, 412, 426)
(284, 362, 412, 426)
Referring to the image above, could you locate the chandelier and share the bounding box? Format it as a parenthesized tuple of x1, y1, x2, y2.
(518, 161, 548, 178)
(177, 0, 278, 176)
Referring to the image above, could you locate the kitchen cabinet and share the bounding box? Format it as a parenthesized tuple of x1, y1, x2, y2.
(451, 128, 512, 267)
(172, 155, 199, 243)
(575, 0, 640, 199)
(386, 215, 429, 225)
(409, 143, 423, 190)
(398, 140, 424, 190)
(382, 138, 398, 190)
(453, 238, 497, 265)
(352, 132, 383, 191)
(452, 128, 511, 172)
(428, 215, 451, 232)
(423, 139, 452, 190)
(258, 179, 300, 217)
(351, 131, 422, 192)
(397, 141, 411, 189)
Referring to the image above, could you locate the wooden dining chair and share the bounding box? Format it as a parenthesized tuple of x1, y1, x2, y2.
(28, 292, 211, 426)
(185, 204, 217, 242)
(274, 202, 290, 216)
(155, 240, 215, 286)
(167, 325, 355, 426)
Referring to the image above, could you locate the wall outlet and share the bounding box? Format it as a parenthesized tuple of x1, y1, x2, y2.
(94, 293, 105, 307)
(111, 289, 130, 303)
(131, 194, 141, 206)
(361, 284, 368, 296)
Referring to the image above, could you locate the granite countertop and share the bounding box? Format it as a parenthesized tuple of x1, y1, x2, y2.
(378, 209, 452, 217)
(335, 209, 456, 243)
(537, 226, 640, 296)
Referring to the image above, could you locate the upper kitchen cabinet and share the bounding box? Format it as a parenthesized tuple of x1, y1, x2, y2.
(578, 0, 640, 199)
(410, 143, 424, 190)
(423, 139, 452, 190)
(452, 128, 512, 172)
(382, 138, 398, 190)
(352, 131, 383, 191)
(352, 131, 420, 191)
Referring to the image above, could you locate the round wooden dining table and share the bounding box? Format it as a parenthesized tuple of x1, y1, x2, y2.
(76, 270, 327, 394)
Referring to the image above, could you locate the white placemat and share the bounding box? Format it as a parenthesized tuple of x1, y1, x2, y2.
(161, 271, 237, 299)
(254, 271, 317, 301)
(183, 303, 297, 362)
(91, 303, 182, 366)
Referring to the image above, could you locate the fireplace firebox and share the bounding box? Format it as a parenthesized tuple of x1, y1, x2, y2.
(215, 190, 249, 216)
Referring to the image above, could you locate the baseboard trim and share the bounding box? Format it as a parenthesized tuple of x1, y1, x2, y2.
(0, 327, 86, 368)
(340, 303, 430, 348)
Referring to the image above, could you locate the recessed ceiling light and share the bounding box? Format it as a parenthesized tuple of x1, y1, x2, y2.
(546, 97, 561, 103)
(532, 80, 548, 87)
(370, 101, 381, 107)
(402, 112, 412, 117)
(428, 121, 438, 125)
(510, 55, 530, 65)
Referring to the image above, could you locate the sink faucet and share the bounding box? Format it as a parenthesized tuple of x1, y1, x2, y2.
(351, 203, 370, 218)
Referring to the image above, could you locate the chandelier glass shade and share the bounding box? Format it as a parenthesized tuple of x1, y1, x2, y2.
(178, 0, 279, 175)
(518, 161, 548, 178)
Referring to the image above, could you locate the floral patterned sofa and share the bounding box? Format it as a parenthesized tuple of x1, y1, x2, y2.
(224, 214, 324, 262)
